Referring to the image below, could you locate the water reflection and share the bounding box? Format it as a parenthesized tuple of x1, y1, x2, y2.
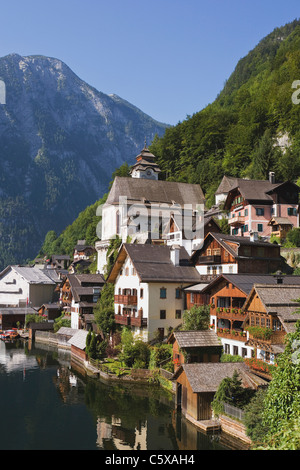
(0, 340, 245, 450)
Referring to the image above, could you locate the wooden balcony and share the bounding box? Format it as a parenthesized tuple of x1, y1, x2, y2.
(114, 295, 137, 306)
(217, 328, 247, 342)
(114, 314, 147, 328)
(197, 255, 221, 265)
(248, 330, 286, 346)
(228, 215, 245, 226)
(213, 307, 246, 322)
(115, 314, 130, 326)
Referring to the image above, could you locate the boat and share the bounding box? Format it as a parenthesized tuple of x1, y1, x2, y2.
(0, 329, 20, 341)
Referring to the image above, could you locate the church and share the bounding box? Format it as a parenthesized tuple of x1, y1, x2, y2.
(95, 144, 206, 274)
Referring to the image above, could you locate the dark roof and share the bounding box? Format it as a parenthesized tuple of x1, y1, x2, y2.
(67, 274, 105, 302)
(106, 176, 205, 207)
(191, 232, 279, 261)
(169, 330, 222, 348)
(215, 176, 238, 195)
(108, 243, 201, 284)
(173, 363, 266, 392)
(224, 178, 299, 208)
(244, 284, 300, 333)
(201, 273, 300, 295)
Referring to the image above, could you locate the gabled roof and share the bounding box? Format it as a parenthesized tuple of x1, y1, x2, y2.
(66, 273, 105, 302)
(168, 330, 222, 349)
(191, 232, 279, 262)
(224, 178, 299, 209)
(215, 176, 238, 195)
(243, 284, 300, 333)
(106, 176, 206, 207)
(172, 363, 266, 392)
(0, 265, 56, 285)
(68, 330, 89, 350)
(201, 273, 300, 296)
(107, 243, 201, 284)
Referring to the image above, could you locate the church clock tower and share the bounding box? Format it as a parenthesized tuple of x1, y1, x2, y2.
(130, 143, 161, 180)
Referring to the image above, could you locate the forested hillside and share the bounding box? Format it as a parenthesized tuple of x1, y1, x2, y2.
(38, 19, 300, 259)
(149, 19, 300, 206)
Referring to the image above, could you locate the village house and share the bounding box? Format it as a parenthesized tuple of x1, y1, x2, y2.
(73, 240, 96, 262)
(0, 265, 57, 308)
(223, 172, 299, 239)
(107, 243, 201, 342)
(200, 272, 300, 358)
(60, 273, 105, 330)
(167, 330, 222, 372)
(95, 145, 206, 274)
(190, 231, 288, 281)
(241, 283, 300, 367)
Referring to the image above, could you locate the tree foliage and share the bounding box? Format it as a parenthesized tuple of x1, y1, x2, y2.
(182, 305, 210, 331)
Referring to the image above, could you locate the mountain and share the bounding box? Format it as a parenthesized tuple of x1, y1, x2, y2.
(0, 53, 168, 269)
(149, 19, 300, 206)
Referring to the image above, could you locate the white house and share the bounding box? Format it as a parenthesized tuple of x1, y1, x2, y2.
(0, 265, 57, 308)
(107, 243, 201, 341)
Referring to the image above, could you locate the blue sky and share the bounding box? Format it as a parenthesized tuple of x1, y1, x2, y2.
(0, 0, 299, 125)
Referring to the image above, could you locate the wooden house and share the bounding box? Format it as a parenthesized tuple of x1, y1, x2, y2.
(167, 330, 222, 372)
(172, 363, 264, 422)
(190, 232, 289, 280)
(200, 273, 300, 358)
(242, 284, 300, 366)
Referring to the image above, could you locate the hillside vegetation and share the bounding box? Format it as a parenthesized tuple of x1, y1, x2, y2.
(149, 19, 300, 206)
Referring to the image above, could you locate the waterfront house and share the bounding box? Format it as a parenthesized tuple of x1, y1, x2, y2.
(0, 265, 57, 308)
(190, 231, 288, 280)
(95, 145, 206, 273)
(200, 273, 300, 358)
(241, 283, 300, 368)
(107, 243, 201, 341)
(172, 362, 264, 422)
(223, 172, 299, 238)
(60, 273, 105, 330)
(167, 330, 222, 372)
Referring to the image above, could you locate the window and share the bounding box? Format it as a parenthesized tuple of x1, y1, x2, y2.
(125, 267, 129, 276)
(160, 288, 167, 299)
(242, 348, 247, 358)
(175, 310, 181, 319)
(160, 310, 166, 319)
(256, 208, 265, 216)
(257, 224, 263, 232)
(175, 288, 181, 299)
(140, 288, 144, 299)
(288, 207, 297, 216)
(244, 209, 248, 216)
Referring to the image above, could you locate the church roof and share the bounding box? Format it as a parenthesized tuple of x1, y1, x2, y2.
(106, 176, 205, 207)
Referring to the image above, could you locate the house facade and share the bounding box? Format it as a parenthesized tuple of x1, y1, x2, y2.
(0, 265, 57, 308)
(241, 284, 300, 367)
(190, 232, 286, 281)
(224, 173, 299, 238)
(107, 244, 201, 341)
(201, 273, 300, 359)
(60, 274, 105, 330)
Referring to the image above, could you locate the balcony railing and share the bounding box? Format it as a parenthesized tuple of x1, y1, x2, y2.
(115, 314, 147, 328)
(228, 216, 245, 226)
(217, 328, 247, 342)
(114, 295, 137, 306)
(197, 255, 221, 265)
(214, 307, 246, 321)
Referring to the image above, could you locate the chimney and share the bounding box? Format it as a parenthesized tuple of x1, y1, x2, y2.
(269, 171, 275, 184)
(274, 270, 283, 284)
(170, 245, 180, 266)
(249, 231, 259, 242)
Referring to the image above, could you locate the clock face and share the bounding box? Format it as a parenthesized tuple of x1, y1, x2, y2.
(146, 170, 152, 176)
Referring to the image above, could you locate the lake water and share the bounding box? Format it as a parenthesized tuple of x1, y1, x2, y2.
(0, 339, 247, 451)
